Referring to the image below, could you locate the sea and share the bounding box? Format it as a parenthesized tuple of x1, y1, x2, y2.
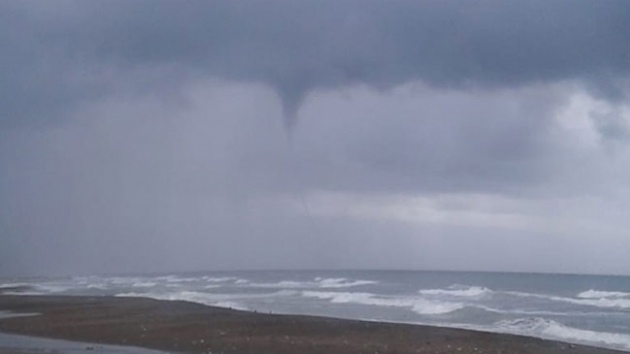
(2, 270, 630, 351)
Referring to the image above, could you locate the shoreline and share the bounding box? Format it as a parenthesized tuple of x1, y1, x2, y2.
(0, 294, 625, 354)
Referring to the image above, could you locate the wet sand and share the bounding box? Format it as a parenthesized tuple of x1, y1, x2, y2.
(0, 294, 624, 354)
(0, 331, 171, 354)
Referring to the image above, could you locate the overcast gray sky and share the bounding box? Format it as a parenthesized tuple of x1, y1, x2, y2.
(1, 0, 630, 276)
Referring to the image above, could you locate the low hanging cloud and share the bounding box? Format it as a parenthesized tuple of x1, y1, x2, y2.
(1, 0, 629, 132)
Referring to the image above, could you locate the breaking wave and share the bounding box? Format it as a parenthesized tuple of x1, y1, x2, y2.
(419, 285, 630, 310)
(577, 289, 630, 299)
(246, 277, 377, 289)
(495, 317, 630, 350)
(505, 290, 630, 310)
(6, 273, 630, 351)
(131, 281, 157, 288)
(115, 290, 297, 311)
(202, 276, 239, 282)
(115, 291, 247, 310)
(0, 282, 30, 289)
(0, 283, 70, 295)
(418, 285, 491, 298)
(302, 291, 464, 315)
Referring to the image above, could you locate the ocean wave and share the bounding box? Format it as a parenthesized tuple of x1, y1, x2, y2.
(0, 291, 46, 296)
(247, 277, 377, 289)
(164, 277, 198, 283)
(85, 283, 108, 290)
(566, 297, 630, 309)
(578, 289, 630, 299)
(494, 317, 630, 350)
(301, 288, 625, 318)
(0, 282, 69, 296)
(315, 277, 378, 288)
(418, 285, 491, 298)
(115, 289, 295, 309)
(131, 281, 157, 288)
(202, 276, 239, 282)
(0, 282, 31, 289)
(115, 291, 246, 309)
(109, 277, 143, 285)
(32, 284, 71, 294)
(478, 306, 616, 317)
(505, 290, 630, 310)
(302, 291, 464, 315)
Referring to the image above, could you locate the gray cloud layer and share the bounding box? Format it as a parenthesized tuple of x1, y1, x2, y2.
(2, 1, 630, 276)
(2, 0, 629, 131)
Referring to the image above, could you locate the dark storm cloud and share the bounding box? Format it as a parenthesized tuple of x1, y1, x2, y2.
(2, 0, 630, 277)
(1, 0, 629, 130)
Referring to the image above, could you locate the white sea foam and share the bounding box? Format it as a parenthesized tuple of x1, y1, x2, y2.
(302, 289, 618, 318)
(410, 300, 464, 315)
(314, 277, 378, 288)
(247, 277, 377, 289)
(578, 289, 630, 299)
(0, 311, 40, 319)
(505, 290, 630, 310)
(32, 284, 70, 294)
(1, 282, 70, 295)
(418, 285, 491, 298)
(86, 283, 108, 290)
(116, 291, 247, 310)
(202, 276, 238, 282)
(1, 291, 45, 295)
(132, 281, 157, 288)
(495, 317, 630, 350)
(115, 290, 295, 310)
(302, 291, 464, 315)
(566, 297, 630, 309)
(478, 306, 612, 317)
(0, 282, 30, 289)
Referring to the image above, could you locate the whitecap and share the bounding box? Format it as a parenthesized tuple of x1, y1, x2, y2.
(0, 282, 31, 289)
(505, 290, 630, 310)
(202, 276, 238, 282)
(302, 291, 463, 315)
(494, 317, 630, 350)
(132, 282, 157, 288)
(418, 285, 491, 298)
(85, 283, 108, 290)
(246, 277, 377, 289)
(32, 284, 70, 294)
(318, 278, 378, 288)
(115, 289, 294, 309)
(577, 289, 630, 299)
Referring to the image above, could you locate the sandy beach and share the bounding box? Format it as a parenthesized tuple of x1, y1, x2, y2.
(0, 294, 625, 354)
